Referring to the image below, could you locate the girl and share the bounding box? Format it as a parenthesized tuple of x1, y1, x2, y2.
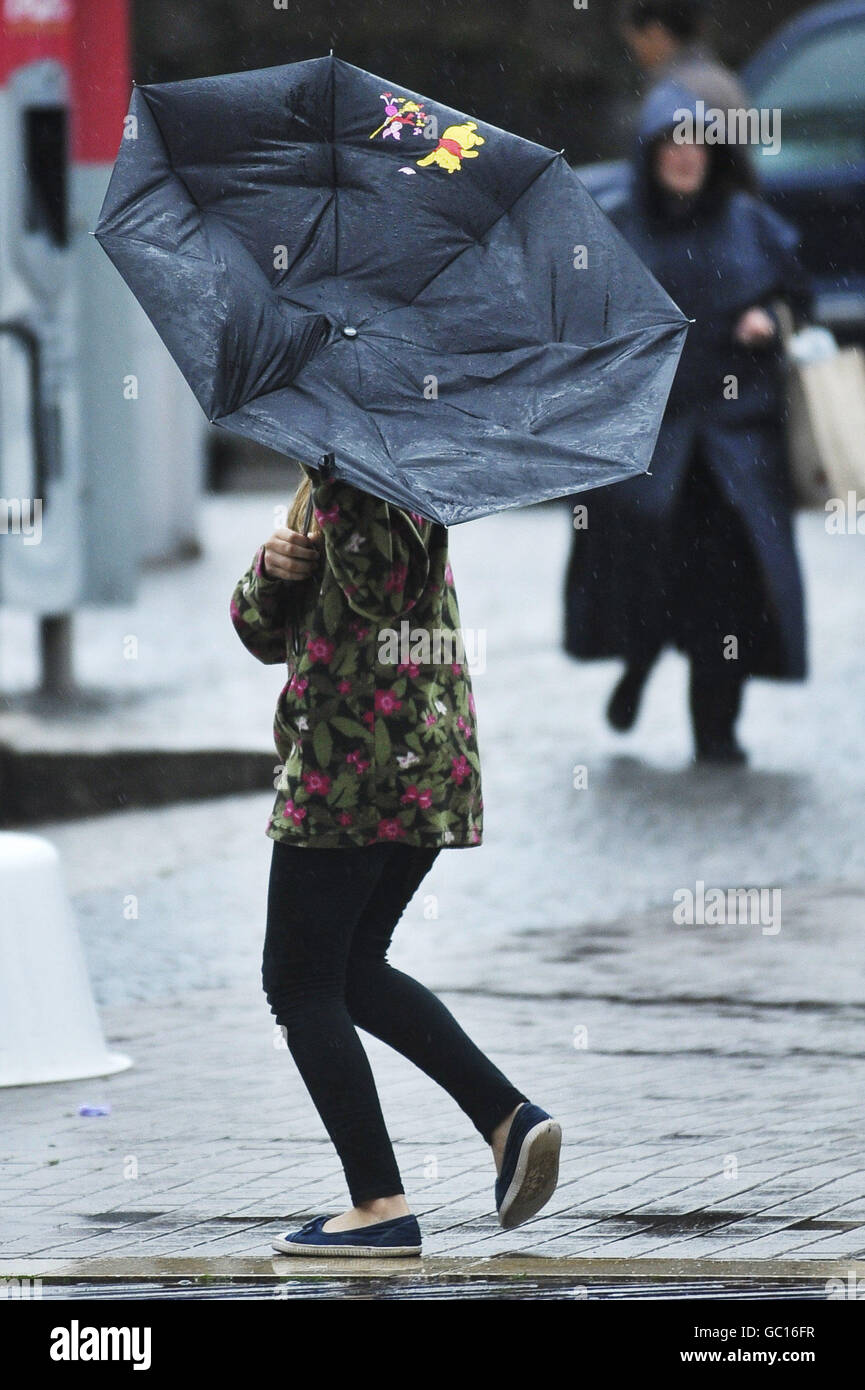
(564, 82, 811, 762)
(231, 457, 561, 1255)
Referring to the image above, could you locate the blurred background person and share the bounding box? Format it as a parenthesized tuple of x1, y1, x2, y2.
(620, 0, 750, 113)
(563, 83, 812, 764)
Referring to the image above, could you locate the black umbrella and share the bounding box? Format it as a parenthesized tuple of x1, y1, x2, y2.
(94, 55, 688, 525)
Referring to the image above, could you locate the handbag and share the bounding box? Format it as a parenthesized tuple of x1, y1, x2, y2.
(775, 302, 865, 510)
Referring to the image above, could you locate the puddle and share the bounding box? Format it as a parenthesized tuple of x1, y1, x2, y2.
(36, 1276, 830, 1300)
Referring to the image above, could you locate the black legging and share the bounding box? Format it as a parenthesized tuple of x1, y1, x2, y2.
(262, 840, 529, 1205)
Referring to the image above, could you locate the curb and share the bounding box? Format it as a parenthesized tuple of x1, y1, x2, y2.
(0, 746, 276, 824)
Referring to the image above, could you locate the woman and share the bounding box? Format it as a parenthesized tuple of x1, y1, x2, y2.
(231, 456, 561, 1256)
(564, 82, 811, 762)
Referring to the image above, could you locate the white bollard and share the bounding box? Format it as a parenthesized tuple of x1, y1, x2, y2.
(0, 832, 132, 1086)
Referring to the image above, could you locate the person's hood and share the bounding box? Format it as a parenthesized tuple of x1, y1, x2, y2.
(635, 80, 703, 165)
(631, 80, 754, 217)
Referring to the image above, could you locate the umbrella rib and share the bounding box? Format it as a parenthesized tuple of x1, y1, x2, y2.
(95, 163, 198, 247)
(331, 53, 339, 281)
(389, 149, 561, 314)
(273, 196, 334, 293)
(94, 228, 209, 264)
(360, 324, 684, 431)
(358, 334, 497, 431)
(139, 88, 211, 229)
(336, 376, 397, 470)
(367, 327, 545, 357)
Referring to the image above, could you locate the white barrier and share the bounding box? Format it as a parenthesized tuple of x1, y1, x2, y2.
(0, 832, 132, 1086)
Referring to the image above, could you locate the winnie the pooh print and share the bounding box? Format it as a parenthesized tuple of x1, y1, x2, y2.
(417, 121, 485, 173)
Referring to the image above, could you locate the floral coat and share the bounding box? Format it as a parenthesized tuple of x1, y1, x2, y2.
(230, 468, 483, 849)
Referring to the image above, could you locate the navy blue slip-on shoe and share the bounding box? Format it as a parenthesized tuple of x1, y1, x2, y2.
(271, 1213, 422, 1257)
(495, 1102, 562, 1229)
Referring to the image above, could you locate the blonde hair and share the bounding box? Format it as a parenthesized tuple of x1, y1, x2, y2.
(286, 472, 320, 537)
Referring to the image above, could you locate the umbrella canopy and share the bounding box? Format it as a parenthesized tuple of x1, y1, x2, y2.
(94, 55, 689, 525)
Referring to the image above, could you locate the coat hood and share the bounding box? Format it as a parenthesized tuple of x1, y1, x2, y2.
(637, 79, 703, 150)
(631, 79, 756, 218)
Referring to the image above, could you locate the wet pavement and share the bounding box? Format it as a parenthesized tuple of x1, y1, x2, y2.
(1, 495, 864, 1289)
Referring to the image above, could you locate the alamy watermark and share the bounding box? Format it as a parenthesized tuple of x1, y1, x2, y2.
(673, 101, 782, 157)
(1, 1277, 42, 1298)
(0, 497, 42, 545)
(825, 1269, 865, 1300)
(673, 880, 781, 935)
(378, 619, 486, 674)
(825, 491, 865, 534)
(49, 1322, 151, 1370)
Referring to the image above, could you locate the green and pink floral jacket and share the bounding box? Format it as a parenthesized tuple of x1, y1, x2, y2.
(230, 469, 483, 849)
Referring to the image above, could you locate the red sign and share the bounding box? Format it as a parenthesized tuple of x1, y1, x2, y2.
(1, 0, 130, 163)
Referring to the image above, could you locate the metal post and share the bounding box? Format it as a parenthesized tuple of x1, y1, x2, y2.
(39, 614, 74, 698)
(0, 320, 78, 700)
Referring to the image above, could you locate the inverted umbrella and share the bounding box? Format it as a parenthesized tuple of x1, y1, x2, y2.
(94, 55, 689, 526)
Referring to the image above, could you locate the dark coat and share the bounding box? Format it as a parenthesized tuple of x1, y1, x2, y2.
(563, 84, 811, 680)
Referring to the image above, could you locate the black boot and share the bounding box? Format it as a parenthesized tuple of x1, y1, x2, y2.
(606, 657, 656, 732)
(690, 666, 748, 765)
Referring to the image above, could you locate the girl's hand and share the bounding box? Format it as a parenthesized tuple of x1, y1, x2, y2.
(262, 527, 322, 581)
(734, 307, 777, 347)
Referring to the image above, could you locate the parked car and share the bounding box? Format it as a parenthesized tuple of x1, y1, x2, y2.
(576, 0, 865, 343)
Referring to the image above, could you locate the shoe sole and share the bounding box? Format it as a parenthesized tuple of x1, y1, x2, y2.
(498, 1118, 562, 1229)
(271, 1237, 422, 1257)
